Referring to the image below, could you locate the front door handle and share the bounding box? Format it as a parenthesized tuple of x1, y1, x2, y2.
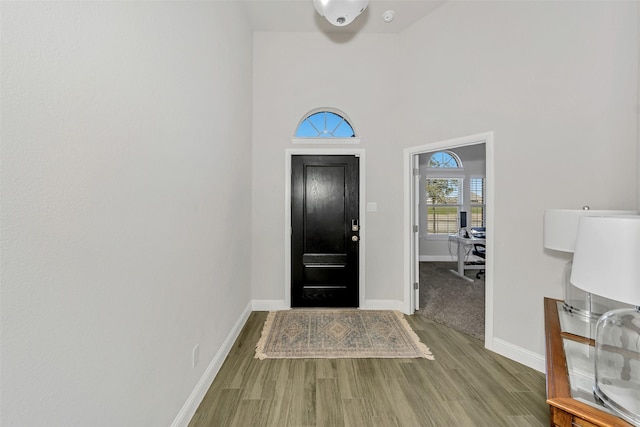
(352, 235, 359, 242)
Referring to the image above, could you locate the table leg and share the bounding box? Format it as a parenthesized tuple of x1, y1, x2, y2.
(449, 240, 474, 283)
(458, 240, 465, 276)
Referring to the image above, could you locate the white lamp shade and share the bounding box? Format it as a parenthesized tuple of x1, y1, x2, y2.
(313, 0, 369, 26)
(543, 209, 638, 252)
(570, 215, 640, 306)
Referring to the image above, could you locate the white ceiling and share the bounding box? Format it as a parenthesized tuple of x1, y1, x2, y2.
(240, 0, 447, 34)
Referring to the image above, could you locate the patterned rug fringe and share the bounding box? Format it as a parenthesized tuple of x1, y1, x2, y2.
(392, 310, 435, 360)
(255, 311, 276, 361)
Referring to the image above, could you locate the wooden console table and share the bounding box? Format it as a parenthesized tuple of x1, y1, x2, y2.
(544, 297, 632, 427)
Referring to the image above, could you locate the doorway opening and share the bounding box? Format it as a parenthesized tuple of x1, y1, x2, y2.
(404, 132, 494, 348)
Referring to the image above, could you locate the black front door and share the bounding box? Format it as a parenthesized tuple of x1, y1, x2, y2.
(291, 155, 359, 307)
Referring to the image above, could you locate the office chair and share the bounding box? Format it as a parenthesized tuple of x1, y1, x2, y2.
(472, 243, 486, 279)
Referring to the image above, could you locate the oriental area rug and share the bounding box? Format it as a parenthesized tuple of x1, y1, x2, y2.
(255, 309, 434, 360)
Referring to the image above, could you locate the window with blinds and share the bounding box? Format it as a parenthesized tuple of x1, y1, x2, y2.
(426, 178, 462, 234)
(470, 177, 485, 228)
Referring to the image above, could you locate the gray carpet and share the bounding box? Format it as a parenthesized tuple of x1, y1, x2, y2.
(418, 261, 485, 341)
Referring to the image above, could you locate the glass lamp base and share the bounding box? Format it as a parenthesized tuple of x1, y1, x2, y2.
(594, 308, 640, 426)
(594, 383, 640, 426)
(563, 261, 632, 319)
(563, 290, 620, 320)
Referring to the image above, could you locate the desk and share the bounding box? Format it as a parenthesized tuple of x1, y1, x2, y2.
(448, 234, 485, 282)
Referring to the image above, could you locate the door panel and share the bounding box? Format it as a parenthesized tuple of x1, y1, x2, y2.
(291, 155, 359, 308)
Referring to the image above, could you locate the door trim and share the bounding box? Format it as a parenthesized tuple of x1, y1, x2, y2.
(285, 148, 366, 309)
(403, 132, 494, 350)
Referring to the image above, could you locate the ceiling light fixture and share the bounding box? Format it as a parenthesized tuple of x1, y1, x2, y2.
(313, 0, 369, 27)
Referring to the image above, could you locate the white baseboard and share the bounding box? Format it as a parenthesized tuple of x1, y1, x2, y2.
(420, 255, 457, 262)
(251, 299, 405, 313)
(362, 299, 405, 311)
(252, 299, 288, 311)
(488, 337, 545, 373)
(170, 301, 253, 427)
(420, 255, 484, 262)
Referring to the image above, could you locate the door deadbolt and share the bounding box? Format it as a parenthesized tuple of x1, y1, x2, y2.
(352, 235, 359, 242)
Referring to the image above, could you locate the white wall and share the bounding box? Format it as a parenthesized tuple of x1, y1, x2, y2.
(4, 2, 635, 423)
(252, 32, 406, 303)
(252, 1, 638, 366)
(1, 2, 253, 426)
(400, 0, 638, 359)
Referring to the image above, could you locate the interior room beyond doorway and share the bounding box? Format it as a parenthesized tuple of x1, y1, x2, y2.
(417, 143, 487, 340)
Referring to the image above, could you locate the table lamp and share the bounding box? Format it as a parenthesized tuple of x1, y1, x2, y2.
(543, 208, 637, 318)
(570, 215, 640, 425)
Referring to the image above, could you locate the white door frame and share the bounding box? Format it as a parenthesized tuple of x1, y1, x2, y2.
(403, 132, 494, 349)
(284, 148, 366, 309)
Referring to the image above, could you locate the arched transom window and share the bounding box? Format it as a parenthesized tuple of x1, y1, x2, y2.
(294, 109, 357, 139)
(427, 151, 462, 168)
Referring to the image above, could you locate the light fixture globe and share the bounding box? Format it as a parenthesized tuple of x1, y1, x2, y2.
(313, 0, 369, 26)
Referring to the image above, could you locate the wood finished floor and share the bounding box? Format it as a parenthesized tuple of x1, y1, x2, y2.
(188, 312, 549, 427)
